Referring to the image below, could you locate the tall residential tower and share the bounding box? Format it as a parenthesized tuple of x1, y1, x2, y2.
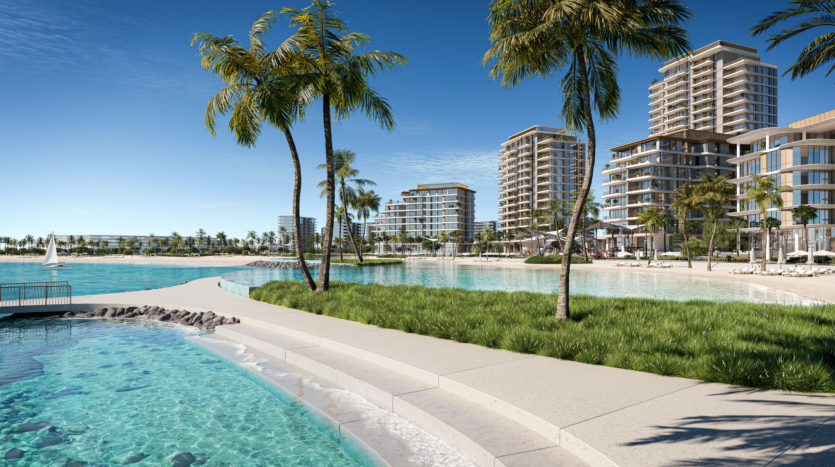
(498, 126, 586, 233)
(649, 41, 778, 136)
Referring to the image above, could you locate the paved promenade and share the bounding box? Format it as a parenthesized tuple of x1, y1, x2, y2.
(59, 277, 835, 466)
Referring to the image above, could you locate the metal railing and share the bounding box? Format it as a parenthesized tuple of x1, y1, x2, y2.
(0, 281, 72, 307)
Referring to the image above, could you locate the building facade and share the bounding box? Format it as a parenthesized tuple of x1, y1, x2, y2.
(498, 126, 586, 233)
(601, 130, 744, 250)
(728, 109, 835, 256)
(373, 183, 476, 240)
(322, 222, 361, 242)
(474, 220, 497, 238)
(278, 216, 316, 248)
(649, 40, 778, 137)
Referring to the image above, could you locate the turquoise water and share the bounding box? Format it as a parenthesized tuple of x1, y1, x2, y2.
(0, 318, 360, 466)
(0, 263, 246, 296)
(222, 261, 812, 304)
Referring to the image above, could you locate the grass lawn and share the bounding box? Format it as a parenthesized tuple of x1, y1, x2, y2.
(330, 259, 403, 266)
(252, 281, 835, 393)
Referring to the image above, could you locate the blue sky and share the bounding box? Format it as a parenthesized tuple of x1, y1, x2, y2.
(2, 0, 833, 241)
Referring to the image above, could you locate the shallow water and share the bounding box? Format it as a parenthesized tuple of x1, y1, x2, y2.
(0, 319, 361, 466)
(0, 262, 246, 296)
(223, 261, 812, 304)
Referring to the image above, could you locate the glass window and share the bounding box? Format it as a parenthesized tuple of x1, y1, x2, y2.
(766, 150, 781, 172)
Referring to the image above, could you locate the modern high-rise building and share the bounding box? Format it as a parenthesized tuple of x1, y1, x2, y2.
(498, 125, 586, 233)
(601, 130, 745, 250)
(373, 183, 476, 239)
(474, 220, 497, 238)
(649, 40, 778, 137)
(322, 222, 361, 242)
(278, 216, 316, 249)
(727, 109, 835, 256)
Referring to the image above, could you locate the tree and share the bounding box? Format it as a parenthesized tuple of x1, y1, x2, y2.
(792, 205, 819, 253)
(547, 199, 567, 253)
(192, 10, 316, 289)
(657, 211, 675, 253)
(317, 148, 375, 262)
(282, 0, 408, 291)
(728, 216, 748, 256)
(671, 183, 701, 268)
(355, 187, 382, 246)
(485, 0, 691, 319)
(636, 207, 664, 266)
(568, 191, 602, 261)
(196, 229, 206, 253)
(399, 226, 409, 257)
(334, 206, 352, 260)
(694, 173, 735, 271)
(764, 217, 782, 262)
(744, 175, 791, 270)
(750, 0, 835, 83)
(246, 231, 258, 255)
(450, 230, 461, 258)
(68, 235, 76, 252)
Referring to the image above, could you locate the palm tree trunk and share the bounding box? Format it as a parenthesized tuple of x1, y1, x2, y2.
(707, 218, 718, 271)
(582, 218, 588, 262)
(681, 219, 692, 268)
(317, 93, 336, 292)
(342, 184, 363, 262)
(557, 48, 595, 321)
(283, 128, 316, 290)
(647, 227, 653, 266)
(761, 227, 768, 271)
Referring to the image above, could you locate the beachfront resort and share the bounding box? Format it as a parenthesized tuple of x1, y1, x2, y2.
(3, 1, 835, 466)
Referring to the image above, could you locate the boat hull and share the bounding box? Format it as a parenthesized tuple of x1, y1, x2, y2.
(42, 265, 73, 270)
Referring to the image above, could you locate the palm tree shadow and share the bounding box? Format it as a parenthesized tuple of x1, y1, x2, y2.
(621, 388, 835, 466)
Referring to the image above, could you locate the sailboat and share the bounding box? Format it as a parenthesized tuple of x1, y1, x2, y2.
(42, 233, 72, 270)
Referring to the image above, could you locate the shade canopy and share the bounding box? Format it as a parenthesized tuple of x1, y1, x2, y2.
(659, 251, 681, 256)
(787, 250, 809, 257)
(616, 251, 634, 258)
(813, 250, 835, 257)
(584, 221, 637, 231)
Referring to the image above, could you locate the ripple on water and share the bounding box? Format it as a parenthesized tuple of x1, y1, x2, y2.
(0, 319, 362, 466)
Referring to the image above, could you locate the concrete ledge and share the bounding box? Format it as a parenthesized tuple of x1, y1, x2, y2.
(218, 276, 256, 298)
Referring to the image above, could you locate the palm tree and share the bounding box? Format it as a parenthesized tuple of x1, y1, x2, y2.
(728, 217, 748, 257)
(658, 211, 675, 253)
(355, 187, 382, 246)
(282, 0, 408, 290)
(436, 231, 447, 259)
(192, 10, 316, 289)
(196, 229, 206, 253)
(149, 233, 157, 254)
(450, 230, 461, 259)
(278, 226, 288, 253)
(671, 184, 701, 268)
(636, 207, 664, 266)
(334, 207, 352, 260)
(568, 191, 602, 261)
(750, 1, 835, 82)
(68, 235, 76, 252)
(399, 226, 409, 257)
(547, 199, 567, 253)
(694, 173, 736, 271)
(764, 217, 782, 263)
(485, 0, 691, 319)
(792, 205, 819, 253)
(744, 175, 791, 270)
(317, 148, 375, 262)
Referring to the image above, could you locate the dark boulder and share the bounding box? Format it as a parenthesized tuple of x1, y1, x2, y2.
(15, 421, 51, 433)
(163, 451, 196, 467)
(4, 448, 24, 459)
(158, 313, 172, 322)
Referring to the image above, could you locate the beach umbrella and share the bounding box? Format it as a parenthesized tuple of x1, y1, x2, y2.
(787, 250, 809, 258)
(813, 250, 835, 257)
(660, 251, 681, 256)
(616, 251, 634, 258)
(808, 244, 816, 264)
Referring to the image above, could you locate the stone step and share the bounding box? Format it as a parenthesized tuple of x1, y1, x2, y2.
(215, 324, 587, 467)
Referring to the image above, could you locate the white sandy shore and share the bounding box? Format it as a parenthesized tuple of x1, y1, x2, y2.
(3, 254, 833, 303)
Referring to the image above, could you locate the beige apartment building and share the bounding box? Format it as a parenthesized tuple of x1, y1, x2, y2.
(601, 130, 743, 251)
(728, 110, 835, 257)
(498, 125, 586, 233)
(373, 183, 476, 240)
(649, 40, 778, 136)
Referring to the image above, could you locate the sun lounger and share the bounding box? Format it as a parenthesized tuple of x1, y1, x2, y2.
(630, 262, 641, 267)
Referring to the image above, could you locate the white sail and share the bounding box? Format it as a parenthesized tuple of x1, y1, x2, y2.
(43, 233, 59, 265)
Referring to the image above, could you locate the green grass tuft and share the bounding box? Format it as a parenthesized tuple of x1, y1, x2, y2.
(251, 281, 835, 393)
(524, 255, 592, 264)
(330, 259, 403, 266)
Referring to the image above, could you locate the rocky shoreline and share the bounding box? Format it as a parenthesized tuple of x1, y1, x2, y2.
(64, 306, 237, 332)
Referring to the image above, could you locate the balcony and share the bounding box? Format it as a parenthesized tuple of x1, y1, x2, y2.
(692, 65, 715, 79)
(692, 112, 716, 124)
(665, 85, 690, 100)
(648, 98, 665, 107)
(666, 94, 690, 106)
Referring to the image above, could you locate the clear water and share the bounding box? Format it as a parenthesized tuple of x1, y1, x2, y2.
(0, 318, 361, 466)
(0, 263, 246, 296)
(222, 261, 812, 304)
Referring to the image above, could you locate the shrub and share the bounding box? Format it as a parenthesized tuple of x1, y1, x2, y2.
(331, 259, 403, 266)
(123, 249, 133, 255)
(524, 255, 591, 265)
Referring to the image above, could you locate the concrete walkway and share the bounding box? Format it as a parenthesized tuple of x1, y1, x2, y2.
(57, 278, 835, 466)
